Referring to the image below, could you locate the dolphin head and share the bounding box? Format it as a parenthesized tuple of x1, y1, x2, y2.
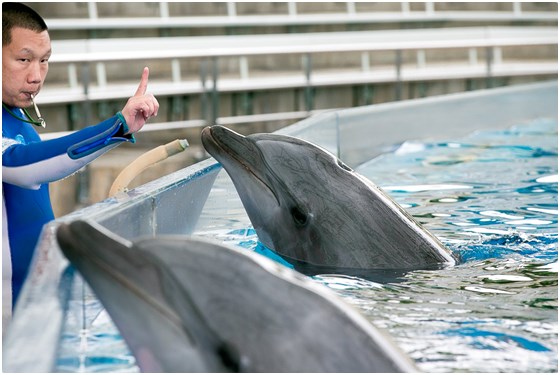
(56, 220, 241, 373)
(202, 125, 457, 270)
(202, 125, 357, 264)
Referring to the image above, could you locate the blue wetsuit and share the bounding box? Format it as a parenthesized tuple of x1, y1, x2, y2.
(2, 106, 134, 308)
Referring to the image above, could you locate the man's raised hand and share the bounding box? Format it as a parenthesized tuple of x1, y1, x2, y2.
(121, 67, 160, 134)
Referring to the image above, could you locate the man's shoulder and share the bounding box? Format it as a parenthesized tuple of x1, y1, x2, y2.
(2, 108, 40, 142)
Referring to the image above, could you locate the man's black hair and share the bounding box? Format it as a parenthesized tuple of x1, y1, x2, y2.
(2, 2, 48, 46)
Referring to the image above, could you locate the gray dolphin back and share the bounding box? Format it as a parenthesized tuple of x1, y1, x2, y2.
(57, 220, 417, 372)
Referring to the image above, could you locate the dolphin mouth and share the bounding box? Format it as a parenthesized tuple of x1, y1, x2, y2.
(201, 126, 280, 205)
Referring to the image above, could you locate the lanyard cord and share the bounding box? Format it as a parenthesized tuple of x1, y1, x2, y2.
(2, 102, 46, 128)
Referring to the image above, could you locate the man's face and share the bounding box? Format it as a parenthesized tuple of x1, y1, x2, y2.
(2, 27, 51, 108)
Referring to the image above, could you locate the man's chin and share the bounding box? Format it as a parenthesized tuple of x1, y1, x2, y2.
(4, 98, 32, 108)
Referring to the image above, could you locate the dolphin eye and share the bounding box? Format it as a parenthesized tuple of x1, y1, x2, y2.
(291, 207, 310, 227)
(337, 159, 353, 172)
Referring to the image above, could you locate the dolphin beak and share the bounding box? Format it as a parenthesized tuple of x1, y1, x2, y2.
(201, 126, 253, 161)
(201, 126, 270, 189)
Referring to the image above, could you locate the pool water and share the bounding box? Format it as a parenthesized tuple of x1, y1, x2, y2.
(56, 119, 558, 372)
(348, 118, 558, 373)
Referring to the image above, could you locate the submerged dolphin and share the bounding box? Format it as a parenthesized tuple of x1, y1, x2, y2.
(56, 220, 417, 373)
(201, 125, 458, 271)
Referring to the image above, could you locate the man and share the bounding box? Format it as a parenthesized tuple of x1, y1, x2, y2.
(2, 2, 159, 325)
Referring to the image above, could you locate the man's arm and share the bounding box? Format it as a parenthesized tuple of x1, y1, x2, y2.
(2, 115, 132, 189)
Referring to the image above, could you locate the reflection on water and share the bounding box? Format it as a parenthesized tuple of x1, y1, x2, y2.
(57, 119, 557, 373)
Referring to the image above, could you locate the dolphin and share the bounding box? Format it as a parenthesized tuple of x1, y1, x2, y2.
(56, 219, 418, 373)
(201, 125, 458, 271)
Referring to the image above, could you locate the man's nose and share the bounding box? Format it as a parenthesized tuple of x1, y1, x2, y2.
(26, 61, 43, 84)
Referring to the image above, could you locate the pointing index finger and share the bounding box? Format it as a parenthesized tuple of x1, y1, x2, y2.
(135, 67, 149, 96)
